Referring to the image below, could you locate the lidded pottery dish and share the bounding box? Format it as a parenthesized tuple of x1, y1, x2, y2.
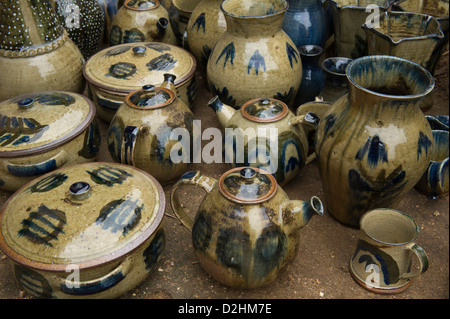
(170, 167, 324, 288)
(107, 74, 195, 184)
(0, 162, 166, 299)
(0, 91, 100, 192)
(83, 42, 197, 122)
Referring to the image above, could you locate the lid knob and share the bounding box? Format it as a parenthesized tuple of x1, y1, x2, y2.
(69, 182, 91, 201)
(18, 98, 34, 109)
(259, 98, 271, 105)
(133, 46, 147, 57)
(240, 167, 256, 179)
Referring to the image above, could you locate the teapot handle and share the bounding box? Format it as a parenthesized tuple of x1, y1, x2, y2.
(170, 171, 217, 231)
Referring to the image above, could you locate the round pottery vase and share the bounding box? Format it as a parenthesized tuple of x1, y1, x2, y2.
(315, 55, 434, 227)
(109, 0, 177, 46)
(295, 45, 325, 106)
(415, 115, 449, 199)
(167, 0, 201, 45)
(52, 0, 105, 59)
(186, 0, 227, 68)
(0, 162, 166, 299)
(107, 74, 195, 185)
(318, 56, 352, 103)
(0, 0, 85, 101)
(282, 0, 328, 48)
(206, 0, 303, 109)
(0, 91, 101, 192)
(170, 167, 323, 288)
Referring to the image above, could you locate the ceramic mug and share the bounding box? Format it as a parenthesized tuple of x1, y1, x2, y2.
(349, 208, 429, 294)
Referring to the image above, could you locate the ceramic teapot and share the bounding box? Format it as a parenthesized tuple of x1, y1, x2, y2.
(208, 96, 319, 185)
(170, 167, 323, 288)
(107, 74, 195, 185)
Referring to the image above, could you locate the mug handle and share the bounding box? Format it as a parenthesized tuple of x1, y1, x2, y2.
(400, 243, 429, 279)
(170, 171, 217, 230)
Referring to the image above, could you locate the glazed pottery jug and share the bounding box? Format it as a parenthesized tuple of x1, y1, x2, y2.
(109, 0, 177, 46)
(314, 55, 434, 227)
(52, 0, 105, 58)
(0, 91, 100, 192)
(107, 74, 195, 185)
(208, 96, 319, 185)
(318, 56, 352, 103)
(350, 209, 428, 294)
(170, 167, 323, 288)
(363, 11, 445, 75)
(206, 0, 303, 109)
(415, 115, 449, 199)
(186, 0, 227, 68)
(329, 0, 390, 58)
(282, 0, 328, 48)
(0, 162, 166, 298)
(167, 0, 201, 45)
(0, 0, 85, 101)
(295, 45, 325, 106)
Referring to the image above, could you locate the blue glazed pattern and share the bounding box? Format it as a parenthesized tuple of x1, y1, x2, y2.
(216, 42, 235, 69)
(60, 271, 125, 296)
(28, 172, 68, 193)
(248, 50, 266, 75)
(191, 12, 206, 33)
(355, 135, 388, 168)
(286, 42, 300, 69)
(96, 198, 143, 236)
(7, 159, 58, 177)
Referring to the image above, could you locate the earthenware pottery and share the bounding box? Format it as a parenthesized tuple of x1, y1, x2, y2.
(295, 45, 325, 106)
(206, 0, 303, 109)
(167, 0, 201, 45)
(0, 162, 166, 299)
(109, 0, 177, 46)
(415, 115, 449, 199)
(208, 96, 319, 185)
(350, 209, 428, 294)
(318, 56, 352, 103)
(107, 74, 195, 184)
(329, 0, 390, 59)
(0, 91, 100, 192)
(314, 55, 434, 227)
(170, 167, 323, 288)
(282, 0, 328, 48)
(83, 42, 197, 122)
(52, 0, 105, 59)
(0, 0, 85, 101)
(97, 0, 124, 41)
(363, 11, 445, 75)
(186, 0, 226, 68)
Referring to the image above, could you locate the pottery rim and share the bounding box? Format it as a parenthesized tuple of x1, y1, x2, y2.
(322, 57, 353, 76)
(125, 85, 176, 110)
(124, 0, 160, 10)
(220, 0, 288, 19)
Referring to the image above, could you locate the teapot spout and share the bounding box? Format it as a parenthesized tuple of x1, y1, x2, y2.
(281, 196, 323, 230)
(156, 17, 169, 39)
(208, 95, 236, 127)
(162, 73, 177, 92)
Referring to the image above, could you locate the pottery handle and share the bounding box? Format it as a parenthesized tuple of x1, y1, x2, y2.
(400, 243, 429, 279)
(5, 150, 69, 177)
(121, 125, 140, 166)
(170, 171, 217, 231)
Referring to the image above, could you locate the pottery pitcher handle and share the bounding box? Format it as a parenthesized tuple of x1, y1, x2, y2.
(121, 126, 140, 166)
(399, 243, 429, 279)
(170, 171, 217, 231)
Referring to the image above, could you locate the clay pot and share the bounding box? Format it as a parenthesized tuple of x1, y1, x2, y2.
(0, 162, 166, 298)
(109, 0, 177, 46)
(206, 0, 303, 109)
(107, 74, 195, 184)
(318, 56, 352, 103)
(0, 91, 100, 192)
(170, 167, 323, 288)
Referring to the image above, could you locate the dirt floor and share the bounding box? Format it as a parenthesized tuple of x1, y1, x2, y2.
(0, 53, 448, 300)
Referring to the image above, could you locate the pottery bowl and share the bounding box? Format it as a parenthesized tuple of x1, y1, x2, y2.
(0, 91, 100, 192)
(0, 162, 166, 299)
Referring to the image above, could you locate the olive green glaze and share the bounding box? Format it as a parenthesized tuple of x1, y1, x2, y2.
(107, 74, 195, 185)
(170, 168, 323, 289)
(0, 162, 166, 298)
(350, 209, 429, 294)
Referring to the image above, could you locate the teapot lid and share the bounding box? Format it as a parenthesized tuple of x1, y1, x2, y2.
(83, 42, 196, 94)
(124, 0, 159, 10)
(219, 167, 277, 204)
(126, 84, 175, 109)
(0, 91, 95, 158)
(241, 98, 288, 123)
(0, 162, 165, 271)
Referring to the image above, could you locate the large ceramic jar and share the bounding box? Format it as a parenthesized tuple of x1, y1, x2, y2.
(206, 0, 303, 109)
(109, 0, 177, 46)
(186, 0, 226, 68)
(170, 167, 323, 288)
(0, 91, 100, 192)
(314, 55, 434, 227)
(0, 162, 166, 299)
(0, 0, 85, 101)
(83, 42, 197, 122)
(282, 0, 328, 48)
(107, 74, 195, 184)
(52, 0, 105, 59)
(295, 45, 325, 106)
